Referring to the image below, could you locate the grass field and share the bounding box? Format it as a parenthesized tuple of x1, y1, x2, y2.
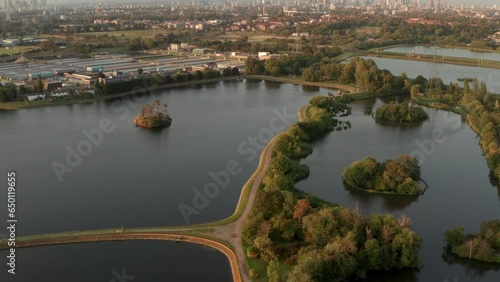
(355, 26, 381, 35)
(0, 46, 41, 56)
(80, 30, 158, 39)
(210, 31, 286, 43)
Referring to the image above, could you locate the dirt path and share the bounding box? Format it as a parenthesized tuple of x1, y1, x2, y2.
(208, 138, 276, 281)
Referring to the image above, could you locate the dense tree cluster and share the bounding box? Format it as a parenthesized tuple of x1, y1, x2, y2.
(445, 219, 500, 263)
(343, 155, 422, 195)
(458, 80, 500, 179)
(245, 55, 316, 77)
(94, 69, 228, 96)
(243, 96, 422, 281)
(417, 78, 500, 179)
(0, 83, 18, 103)
(246, 57, 410, 97)
(134, 100, 172, 128)
(375, 102, 429, 124)
(268, 16, 498, 51)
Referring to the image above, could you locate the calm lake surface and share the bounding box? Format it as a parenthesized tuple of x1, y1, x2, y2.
(297, 96, 500, 282)
(357, 56, 500, 94)
(384, 46, 500, 62)
(0, 241, 232, 282)
(0, 80, 316, 234)
(1, 80, 499, 281)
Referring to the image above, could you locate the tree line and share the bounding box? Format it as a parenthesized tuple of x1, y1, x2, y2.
(445, 219, 500, 263)
(243, 95, 422, 281)
(247, 56, 413, 97)
(342, 155, 423, 195)
(93, 68, 238, 96)
(375, 102, 429, 124)
(413, 77, 500, 179)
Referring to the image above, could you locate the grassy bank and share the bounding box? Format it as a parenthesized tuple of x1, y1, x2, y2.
(412, 96, 465, 114)
(244, 75, 358, 93)
(369, 44, 500, 55)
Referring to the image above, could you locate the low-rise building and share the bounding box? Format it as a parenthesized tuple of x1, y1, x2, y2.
(170, 43, 180, 51)
(27, 94, 46, 102)
(44, 81, 63, 91)
(193, 48, 210, 55)
(50, 91, 69, 98)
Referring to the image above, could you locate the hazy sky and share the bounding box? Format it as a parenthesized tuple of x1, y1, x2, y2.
(445, 0, 498, 5)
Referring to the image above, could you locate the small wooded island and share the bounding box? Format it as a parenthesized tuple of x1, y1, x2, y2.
(343, 155, 426, 195)
(375, 102, 429, 125)
(133, 100, 172, 129)
(445, 219, 500, 263)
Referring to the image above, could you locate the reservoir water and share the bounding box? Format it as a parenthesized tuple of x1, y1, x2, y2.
(1, 79, 499, 281)
(384, 46, 500, 62)
(296, 96, 500, 282)
(0, 241, 232, 282)
(0, 80, 315, 234)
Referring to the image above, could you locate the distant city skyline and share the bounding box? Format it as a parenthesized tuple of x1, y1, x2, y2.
(6, 0, 500, 7)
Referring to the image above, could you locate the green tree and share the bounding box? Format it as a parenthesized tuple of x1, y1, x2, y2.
(245, 58, 264, 75)
(35, 75, 43, 93)
(302, 67, 319, 82)
(137, 68, 144, 75)
(230, 67, 240, 76)
(192, 70, 204, 80)
(267, 260, 280, 282)
(410, 85, 420, 97)
(444, 227, 465, 246)
(463, 78, 470, 95)
(222, 68, 231, 77)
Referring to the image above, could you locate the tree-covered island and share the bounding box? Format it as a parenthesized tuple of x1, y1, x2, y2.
(445, 219, 500, 263)
(133, 100, 172, 129)
(342, 155, 426, 195)
(375, 102, 429, 125)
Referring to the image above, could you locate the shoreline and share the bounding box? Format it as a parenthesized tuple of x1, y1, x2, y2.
(371, 112, 429, 126)
(0, 75, 359, 110)
(244, 74, 359, 93)
(369, 43, 500, 55)
(0, 95, 302, 282)
(343, 177, 429, 196)
(12, 232, 242, 282)
(0, 76, 238, 110)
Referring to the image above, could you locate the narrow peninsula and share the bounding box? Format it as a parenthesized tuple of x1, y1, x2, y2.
(134, 100, 172, 129)
(445, 219, 500, 263)
(375, 102, 429, 125)
(343, 155, 426, 195)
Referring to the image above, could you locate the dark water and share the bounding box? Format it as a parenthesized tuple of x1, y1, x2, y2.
(0, 80, 317, 281)
(296, 97, 500, 282)
(0, 80, 315, 234)
(0, 241, 232, 282)
(0, 82, 499, 281)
